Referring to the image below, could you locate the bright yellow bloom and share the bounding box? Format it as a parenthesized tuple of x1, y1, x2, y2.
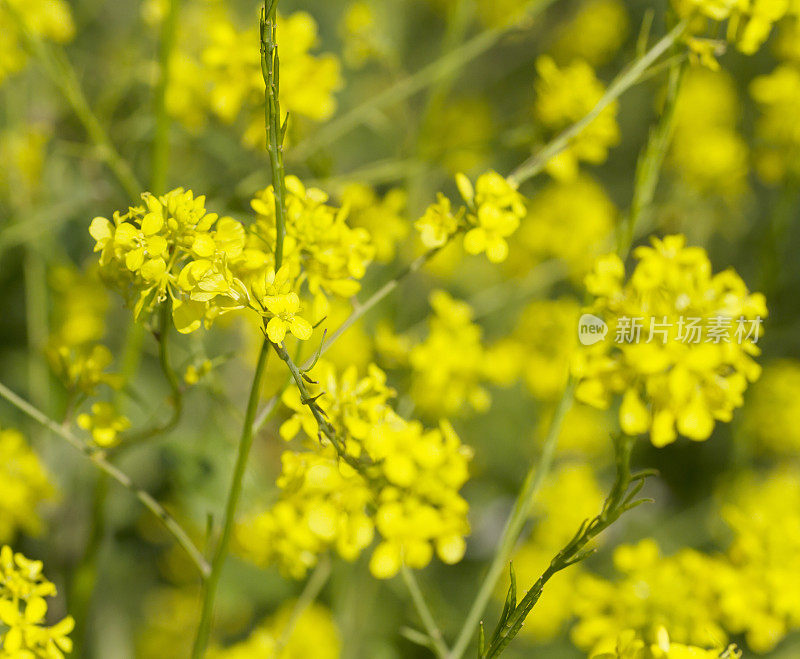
(458, 171, 526, 263)
(156, 5, 342, 148)
(0, 0, 74, 84)
(0, 428, 56, 542)
(0, 546, 74, 658)
(77, 402, 131, 447)
(571, 539, 729, 652)
(415, 193, 461, 249)
(590, 628, 741, 659)
(534, 56, 620, 180)
(238, 361, 472, 580)
(573, 235, 766, 446)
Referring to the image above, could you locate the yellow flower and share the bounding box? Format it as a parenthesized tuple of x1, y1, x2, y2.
(415, 193, 461, 249)
(341, 183, 408, 262)
(0, 428, 56, 542)
(550, 0, 629, 67)
(77, 402, 131, 447)
(458, 171, 526, 263)
(534, 56, 620, 180)
(573, 235, 766, 446)
(0, 546, 74, 658)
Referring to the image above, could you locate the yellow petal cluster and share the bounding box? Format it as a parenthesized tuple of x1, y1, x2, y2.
(237, 361, 472, 580)
(0, 427, 56, 543)
(0, 546, 74, 658)
(415, 171, 526, 263)
(533, 57, 620, 180)
(573, 234, 766, 446)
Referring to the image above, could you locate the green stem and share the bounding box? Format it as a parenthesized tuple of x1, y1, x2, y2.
(508, 19, 690, 187)
(2, 0, 142, 199)
(261, 1, 287, 270)
(402, 567, 450, 658)
(0, 380, 210, 577)
(151, 0, 181, 195)
(448, 381, 574, 659)
(191, 341, 271, 658)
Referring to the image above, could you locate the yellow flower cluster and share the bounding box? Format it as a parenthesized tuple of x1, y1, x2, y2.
(675, 0, 799, 54)
(571, 539, 728, 652)
(76, 401, 132, 448)
(0, 427, 55, 543)
(208, 602, 340, 659)
(382, 290, 495, 417)
(90, 180, 371, 337)
(591, 628, 740, 659)
(669, 68, 748, 196)
(0, 0, 74, 84)
(573, 235, 766, 446)
(739, 359, 800, 454)
(251, 177, 374, 315)
(533, 57, 620, 180)
(511, 176, 616, 281)
(715, 467, 800, 652)
(237, 361, 472, 580)
(573, 466, 800, 655)
(0, 124, 49, 200)
(415, 171, 526, 263)
(750, 63, 800, 185)
(149, 2, 341, 147)
(0, 546, 74, 658)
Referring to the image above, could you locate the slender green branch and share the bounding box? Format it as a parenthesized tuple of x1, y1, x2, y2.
(0, 380, 210, 577)
(274, 554, 332, 654)
(402, 567, 450, 658)
(261, 0, 287, 269)
(620, 48, 686, 257)
(191, 341, 271, 657)
(290, 0, 556, 162)
(448, 382, 574, 659)
(481, 435, 652, 657)
(507, 18, 690, 187)
(2, 0, 142, 199)
(151, 0, 181, 194)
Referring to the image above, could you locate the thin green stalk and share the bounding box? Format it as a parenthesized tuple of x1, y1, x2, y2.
(151, 0, 181, 195)
(290, 0, 556, 162)
(274, 555, 332, 653)
(192, 6, 287, 654)
(2, 0, 142, 200)
(261, 0, 287, 269)
(508, 18, 690, 187)
(191, 341, 271, 658)
(0, 380, 210, 577)
(620, 48, 686, 257)
(447, 382, 574, 658)
(402, 567, 450, 658)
